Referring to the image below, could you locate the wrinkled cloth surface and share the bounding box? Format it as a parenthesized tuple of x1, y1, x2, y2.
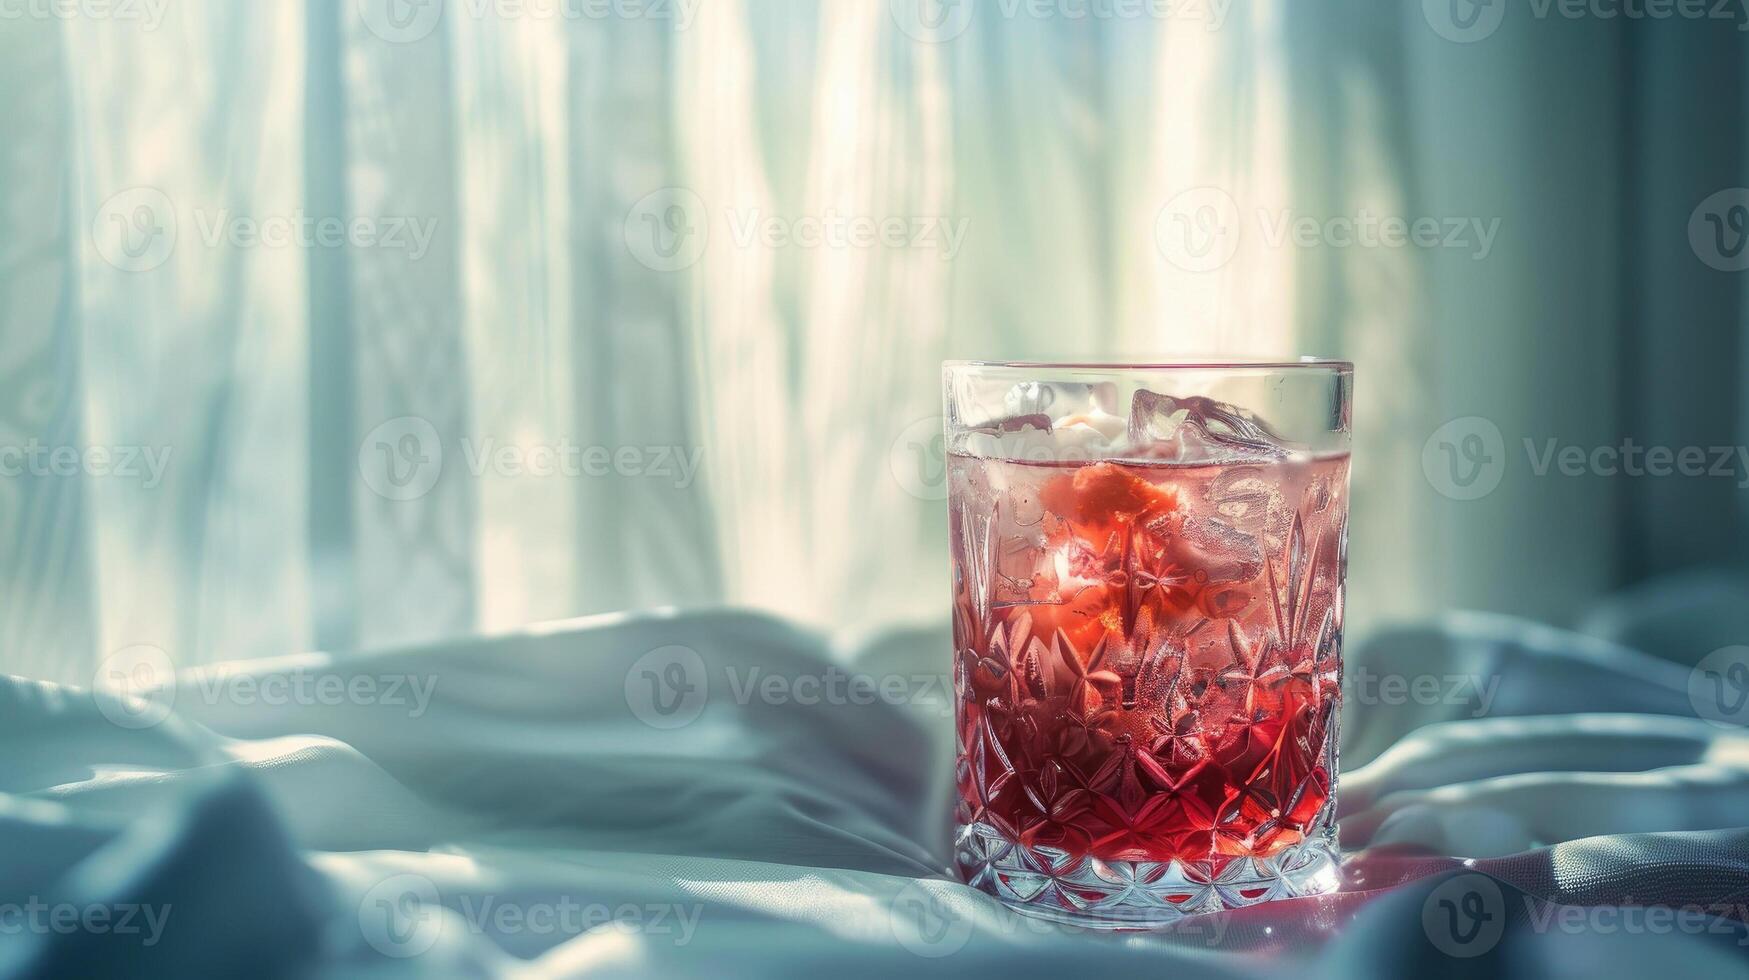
(4, 603, 1749, 978)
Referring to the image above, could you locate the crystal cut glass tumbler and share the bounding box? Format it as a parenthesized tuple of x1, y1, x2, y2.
(945, 360, 1352, 928)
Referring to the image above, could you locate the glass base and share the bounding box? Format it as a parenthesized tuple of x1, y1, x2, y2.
(954, 820, 1341, 930)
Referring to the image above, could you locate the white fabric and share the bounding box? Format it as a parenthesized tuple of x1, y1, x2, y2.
(5, 605, 1749, 977)
(11, 0, 1619, 683)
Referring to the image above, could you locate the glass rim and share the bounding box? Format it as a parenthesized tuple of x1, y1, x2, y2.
(943, 356, 1352, 372)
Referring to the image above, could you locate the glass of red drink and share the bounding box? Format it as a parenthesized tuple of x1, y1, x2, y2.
(944, 360, 1352, 928)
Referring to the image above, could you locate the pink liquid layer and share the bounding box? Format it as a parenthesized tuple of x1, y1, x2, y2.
(950, 452, 1348, 871)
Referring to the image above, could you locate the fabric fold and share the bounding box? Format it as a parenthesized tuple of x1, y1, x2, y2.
(4, 605, 1749, 976)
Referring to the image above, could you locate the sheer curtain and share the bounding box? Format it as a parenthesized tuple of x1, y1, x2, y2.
(13, 0, 1714, 684)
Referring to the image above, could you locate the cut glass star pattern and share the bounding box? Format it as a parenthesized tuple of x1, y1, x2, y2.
(948, 452, 1348, 928)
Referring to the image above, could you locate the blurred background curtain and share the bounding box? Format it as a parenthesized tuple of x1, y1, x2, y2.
(2, 1, 1746, 684)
